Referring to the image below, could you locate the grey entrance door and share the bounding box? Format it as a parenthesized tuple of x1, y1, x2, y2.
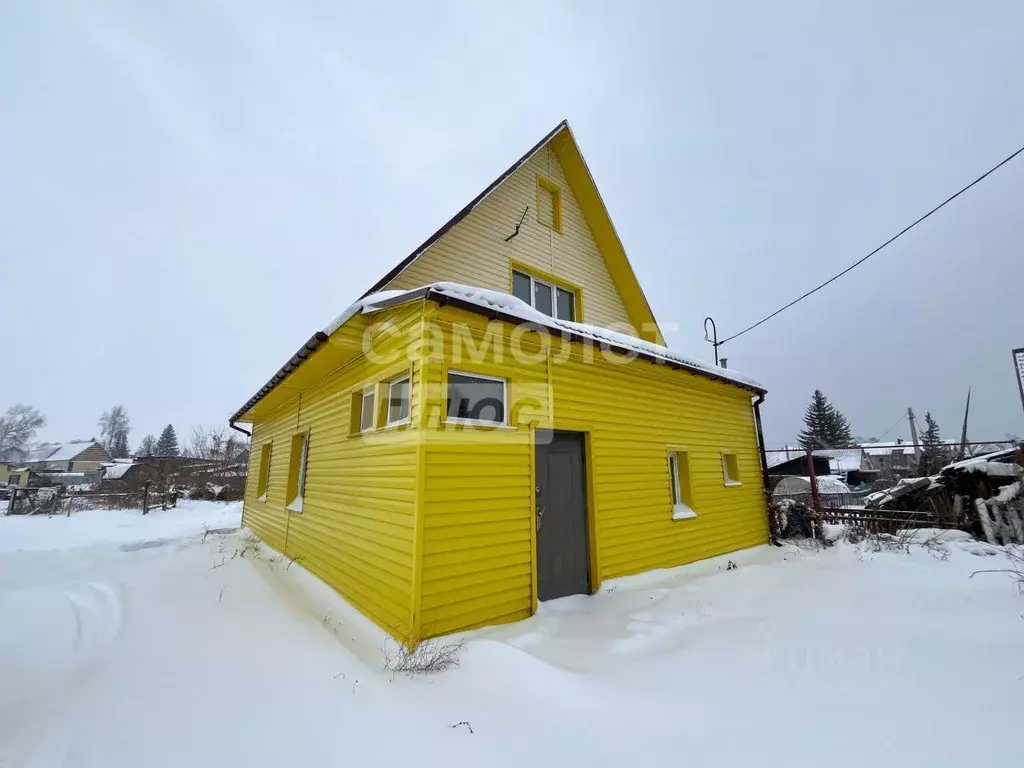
(535, 430, 590, 601)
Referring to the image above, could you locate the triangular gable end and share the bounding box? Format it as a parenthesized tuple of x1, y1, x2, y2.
(361, 121, 663, 344)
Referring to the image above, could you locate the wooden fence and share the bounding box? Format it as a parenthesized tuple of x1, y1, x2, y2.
(5, 484, 178, 516)
(815, 506, 948, 534)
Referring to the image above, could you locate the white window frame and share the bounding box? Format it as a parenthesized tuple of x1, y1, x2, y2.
(360, 386, 376, 432)
(445, 370, 509, 427)
(512, 269, 575, 321)
(722, 451, 742, 487)
(669, 451, 696, 520)
(286, 432, 309, 513)
(386, 375, 411, 426)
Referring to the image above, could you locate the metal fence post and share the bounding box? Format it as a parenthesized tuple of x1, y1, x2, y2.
(7, 488, 15, 516)
(142, 482, 150, 515)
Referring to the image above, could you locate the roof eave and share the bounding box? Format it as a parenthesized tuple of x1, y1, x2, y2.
(422, 288, 765, 395)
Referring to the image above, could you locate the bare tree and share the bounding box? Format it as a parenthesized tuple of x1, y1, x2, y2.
(136, 434, 157, 457)
(98, 405, 132, 458)
(186, 425, 224, 459)
(0, 404, 46, 461)
(185, 425, 248, 461)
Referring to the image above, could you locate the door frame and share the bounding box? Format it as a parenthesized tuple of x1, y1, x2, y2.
(529, 427, 600, 612)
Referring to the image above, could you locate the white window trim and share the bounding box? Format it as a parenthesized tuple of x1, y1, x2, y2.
(669, 452, 697, 520)
(446, 370, 509, 427)
(512, 270, 575, 321)
(722, 451, 742, 487)
(386, 375, 411, 426)
(286, 433, 309, 513)
(360, 386, 376, 433)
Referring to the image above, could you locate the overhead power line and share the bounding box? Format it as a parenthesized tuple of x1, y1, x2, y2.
(719, 141, 1024, 345)
(875, 413, 907, 441)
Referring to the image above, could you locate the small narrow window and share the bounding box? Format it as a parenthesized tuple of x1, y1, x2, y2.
(512, 270, 532, 305)
(387, 375, 411, 425)
(286, 432, 309, 512)
(669, 451, 696, 520)
(722, 451, 741, 486)
(537, 177, 562, 233)
(360, 387, 376, 432)
(256, 443, 272, 502)
(447, 371, 506, 425)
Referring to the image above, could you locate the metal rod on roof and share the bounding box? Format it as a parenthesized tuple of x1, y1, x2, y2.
(703, 317, 720, 366)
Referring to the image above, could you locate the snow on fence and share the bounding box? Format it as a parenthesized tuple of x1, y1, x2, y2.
(974, 487, 1024, 545)
(814, 506, 943, 535)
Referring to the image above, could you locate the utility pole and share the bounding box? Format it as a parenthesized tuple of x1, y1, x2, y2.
(956, 388, 971, 461)
(908, 407, 921, 461)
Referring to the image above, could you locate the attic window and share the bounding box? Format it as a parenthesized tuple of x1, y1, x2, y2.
(536, 177, 562, 233)
(511, 269, 576, 321)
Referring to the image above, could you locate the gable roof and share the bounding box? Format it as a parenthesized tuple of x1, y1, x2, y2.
(360, 120, 664, 344)
(23, 440, 104, 464)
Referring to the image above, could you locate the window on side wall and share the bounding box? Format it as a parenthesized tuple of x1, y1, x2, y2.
(360, 386, 376, 432)
(537, 177, 562, 233)
(256, 443, 272, 502)
(387, 374, 411, 425)
(511, 269, 576, 321)
(446, 371, 506, 426)
(286, 432, 309, 512)
(669, 450, 696, 520)
(722, 451, 741, 486)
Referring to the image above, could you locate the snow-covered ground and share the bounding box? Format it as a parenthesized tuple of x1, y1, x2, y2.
(2, 504, 1023, 767)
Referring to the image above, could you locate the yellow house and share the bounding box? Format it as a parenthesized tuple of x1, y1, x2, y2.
(231, 121, 770, 643)
(1, 463, 30, 488)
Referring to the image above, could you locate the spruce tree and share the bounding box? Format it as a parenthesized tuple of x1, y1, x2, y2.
(827, 408, 853, 448)
(798, 390, 832, 449)
(919, 412, 945, 475)
(155, 424, 179, 456)
(798, 390, 853, 449)
(110, 431, 131, 459)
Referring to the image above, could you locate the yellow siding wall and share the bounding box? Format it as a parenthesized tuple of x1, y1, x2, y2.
(417, 303, 768, 638)
(241, 304, 424, 641)
(1, 465, 29, 487)
(383, 145, 635, 332)
(416, 312, 548, 636)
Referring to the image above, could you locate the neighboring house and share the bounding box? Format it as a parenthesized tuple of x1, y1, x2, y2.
(860, 440, 917, 476)
(765, 450, 832, 478)
(0, 463, 30, 488)
(21, 440, 112, 485)
(230, 121, 771, 644)
(812, 448, 880, 487)
(22, 440, 112, 473)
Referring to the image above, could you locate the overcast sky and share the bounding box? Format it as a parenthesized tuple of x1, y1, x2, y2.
(2, 1, 1023, 449)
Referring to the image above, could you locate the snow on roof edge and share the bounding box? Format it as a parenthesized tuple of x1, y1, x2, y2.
(327, 282, 764, 392)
